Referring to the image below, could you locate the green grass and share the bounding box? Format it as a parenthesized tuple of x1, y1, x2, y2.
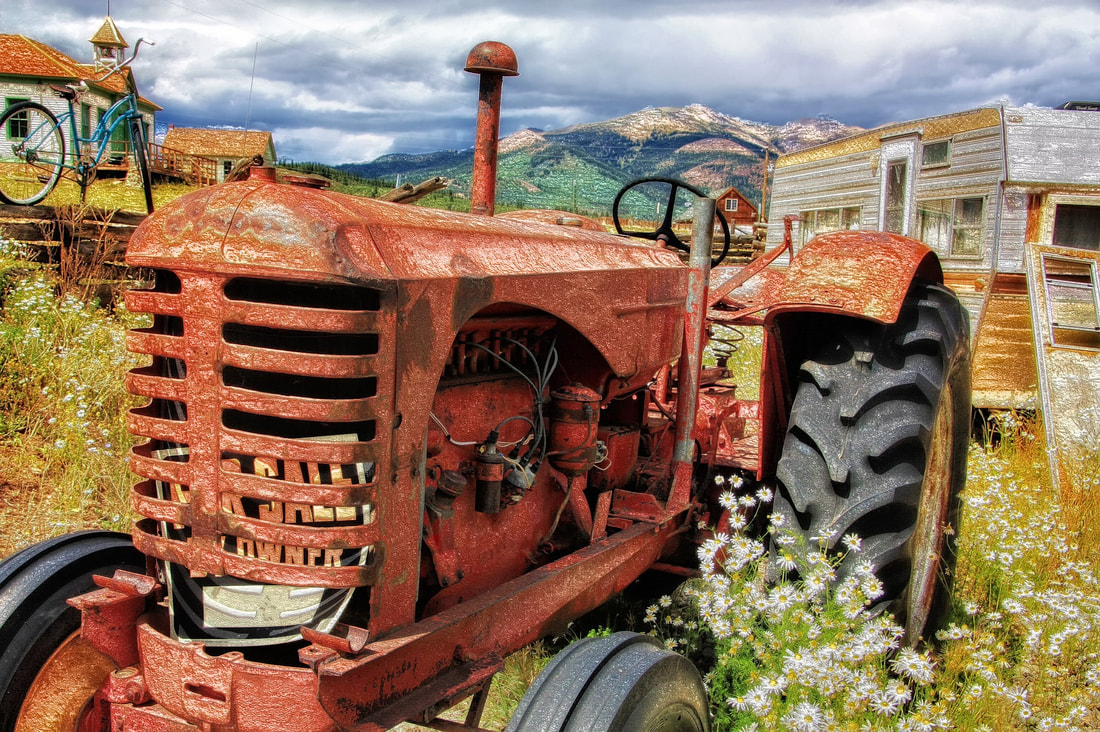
(0, 243, 146, 555)
(20, 174, 196, 214)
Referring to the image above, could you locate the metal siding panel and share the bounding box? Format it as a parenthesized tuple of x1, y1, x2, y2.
(766, 150, 879, 250)
(997, 188, 1030, 274)
(1004, 107, 1100, 185)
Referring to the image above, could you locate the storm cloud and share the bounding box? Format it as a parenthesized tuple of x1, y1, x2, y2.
(4, 0, 1098, 163)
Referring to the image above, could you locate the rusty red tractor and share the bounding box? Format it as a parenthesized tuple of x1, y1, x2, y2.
(0, 42, 969, 731)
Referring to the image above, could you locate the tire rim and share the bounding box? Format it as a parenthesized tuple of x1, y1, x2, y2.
(905, 381, 955, 644)
(15, 632, 115, 732)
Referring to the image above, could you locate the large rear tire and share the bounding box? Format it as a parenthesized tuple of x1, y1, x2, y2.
(0, 531, 145, 732)
(508, 631, 709, 732)
(773, 281, 970, 643)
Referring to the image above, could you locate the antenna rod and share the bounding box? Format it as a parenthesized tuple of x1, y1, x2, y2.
(245, 42, 258, 132)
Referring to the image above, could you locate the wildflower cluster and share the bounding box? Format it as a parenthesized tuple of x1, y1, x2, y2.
(934, 443, 1100, 729)
(0, 248, 147, 555)
(654, 481, 948, 730)
(0, 235, 31, 261)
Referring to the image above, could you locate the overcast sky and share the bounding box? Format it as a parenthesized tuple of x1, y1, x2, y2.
(4, 1, 1098, 164)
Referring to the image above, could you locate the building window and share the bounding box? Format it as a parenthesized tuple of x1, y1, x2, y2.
(1053, 204, 1100, 250)
(4, 97, 30, 138)
(799, 207, 861, 245)
(917, 197, 985, 257)
(724, 198, 739, 213)
(885, 160, 908, 234)
(224, 160, 233, 177)
(922, 140, 950, 168)
(80, 104, 92, 139)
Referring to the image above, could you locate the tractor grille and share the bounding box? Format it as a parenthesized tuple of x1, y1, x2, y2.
(125, 270, 392, 644)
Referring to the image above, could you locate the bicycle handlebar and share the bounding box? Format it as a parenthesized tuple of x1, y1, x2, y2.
(94, 38, 155, 85)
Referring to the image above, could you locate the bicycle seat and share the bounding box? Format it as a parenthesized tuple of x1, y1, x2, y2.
(49, 84, 78, 101)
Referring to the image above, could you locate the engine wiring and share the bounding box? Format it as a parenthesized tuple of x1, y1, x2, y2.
(431, 334, 561, 485)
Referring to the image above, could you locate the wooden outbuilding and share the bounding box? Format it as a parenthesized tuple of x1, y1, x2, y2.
(714, 185, 758, 227)
(161, 127, 277, 183)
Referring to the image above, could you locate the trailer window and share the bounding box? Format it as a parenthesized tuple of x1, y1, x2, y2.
(922, 140, 950, 168)
(885, 161, 908, 234)
(1053, 204, 1100, 251)
(799, 207, 860, 245)
(917, 197, 984, 258)
(1041, 254, 1100, 349)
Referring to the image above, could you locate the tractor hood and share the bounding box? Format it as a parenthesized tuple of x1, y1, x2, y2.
(127, 176, 684, 285)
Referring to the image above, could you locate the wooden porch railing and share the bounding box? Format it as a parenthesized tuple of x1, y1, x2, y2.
(86, 140, 219, 187)
(146, 143, 218, 186)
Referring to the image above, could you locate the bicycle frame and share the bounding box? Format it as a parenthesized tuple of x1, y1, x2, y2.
(0, 37, 154, 211)
(77, 94, 144, 167)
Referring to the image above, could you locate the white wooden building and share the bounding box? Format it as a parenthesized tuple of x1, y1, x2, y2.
(0, 17, 159, 163)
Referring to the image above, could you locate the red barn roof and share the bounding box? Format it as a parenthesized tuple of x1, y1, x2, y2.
(162, 128, 275, 160)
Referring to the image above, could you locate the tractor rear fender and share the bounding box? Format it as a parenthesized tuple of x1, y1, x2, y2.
(766, 230, 943, 325)
(753, 231, 945, 480)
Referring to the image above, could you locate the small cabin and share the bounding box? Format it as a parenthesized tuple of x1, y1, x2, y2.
(714, 185, 758, 228)
(161, 128, 277, 183)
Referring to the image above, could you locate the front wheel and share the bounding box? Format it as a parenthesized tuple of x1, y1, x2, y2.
(508, 632, 709, 732)
(0, 531, 145, 732)
(0, 102, 66, 206)
(128, 116, 154, 214)
(773, 281, 970, 644)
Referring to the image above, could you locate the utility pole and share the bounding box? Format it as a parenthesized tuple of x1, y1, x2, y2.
(759, 148, 771, 223)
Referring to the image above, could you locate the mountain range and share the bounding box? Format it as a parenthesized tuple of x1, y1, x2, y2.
(339, 104, 863, 215)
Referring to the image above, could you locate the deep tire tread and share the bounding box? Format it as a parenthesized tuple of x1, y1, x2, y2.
(773, 281, 970, 637)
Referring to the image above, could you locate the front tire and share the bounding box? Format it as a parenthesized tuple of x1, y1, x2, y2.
(0, 531, 145, 732)
(0, 101, 65, 206)
(508, 632, 709, 732)
(128, 116, 154, 214)
(773, 281, 970, 643)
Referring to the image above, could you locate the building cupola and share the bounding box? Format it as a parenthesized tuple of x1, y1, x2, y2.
(89, 15, 128, 70)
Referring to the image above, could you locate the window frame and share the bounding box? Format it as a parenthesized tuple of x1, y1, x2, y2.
(798, 206, 862, 246)
(921, 139, 951, 169)
(1040, 252, 1100, 350)
(80, 103, 92, 140)
(916, 196, 985, 260)
(724, 198, 739, 213)
(1052, 203, 1100, 251)
(4, 97, 30, 139)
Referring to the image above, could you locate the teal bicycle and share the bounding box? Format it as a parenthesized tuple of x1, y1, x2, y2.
(0, 39, 154, 211)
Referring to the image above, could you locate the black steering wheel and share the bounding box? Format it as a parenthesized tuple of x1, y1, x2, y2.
(612, 177, 731, 267)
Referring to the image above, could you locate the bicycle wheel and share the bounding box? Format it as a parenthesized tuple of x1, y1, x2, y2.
(0, 102, 66, 206)
(128, 116, 153, 213)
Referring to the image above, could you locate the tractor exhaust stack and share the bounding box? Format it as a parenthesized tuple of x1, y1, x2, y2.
(465, 41, 518, 216)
